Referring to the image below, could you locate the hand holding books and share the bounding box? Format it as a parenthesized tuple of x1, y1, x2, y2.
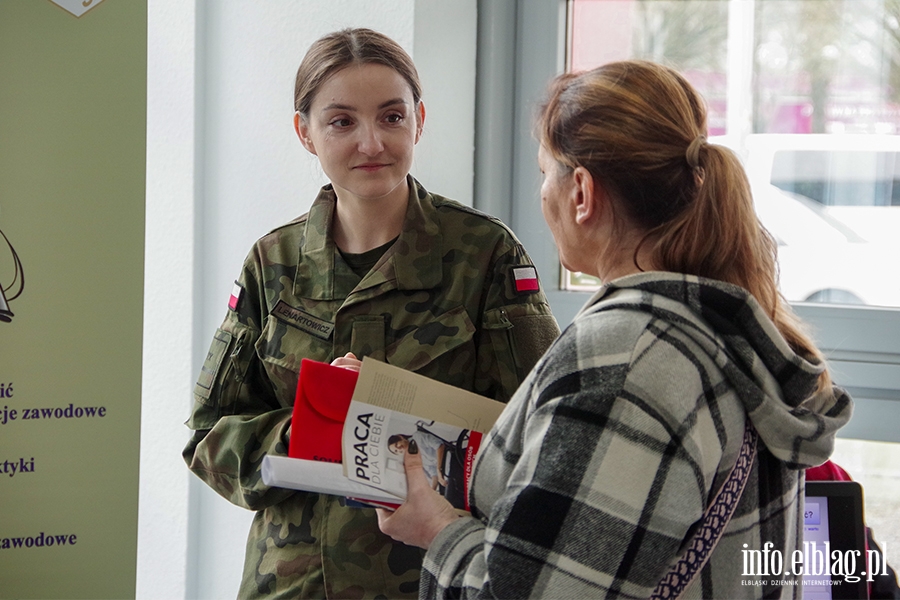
(376, 437, 462, 549)
(261, 357, 505, 512)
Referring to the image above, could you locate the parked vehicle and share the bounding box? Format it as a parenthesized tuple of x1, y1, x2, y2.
(712, 134, 900, 308)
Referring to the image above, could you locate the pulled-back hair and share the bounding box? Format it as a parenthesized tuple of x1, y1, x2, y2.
(294, 28, 422, 116)
(538, 60, 827, 375)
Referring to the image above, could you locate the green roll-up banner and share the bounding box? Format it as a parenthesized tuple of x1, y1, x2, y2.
(0, 1, 146, 597)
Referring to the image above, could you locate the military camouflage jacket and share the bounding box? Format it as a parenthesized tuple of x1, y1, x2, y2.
(183, 177, 560, 599)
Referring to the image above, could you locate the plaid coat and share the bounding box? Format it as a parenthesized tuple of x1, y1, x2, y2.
(422, 272, 852, 599)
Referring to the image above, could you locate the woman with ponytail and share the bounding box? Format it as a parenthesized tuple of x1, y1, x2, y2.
(376, 60, 853, 599)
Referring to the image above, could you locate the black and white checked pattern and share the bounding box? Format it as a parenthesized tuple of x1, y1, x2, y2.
(651, 422, 758, 599)
(421, 273, 852, 600)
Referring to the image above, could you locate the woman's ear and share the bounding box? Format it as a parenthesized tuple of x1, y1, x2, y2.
(572, 166, 597, 225)
(414, 101, 426, 143)
(293, 112, 317, 155)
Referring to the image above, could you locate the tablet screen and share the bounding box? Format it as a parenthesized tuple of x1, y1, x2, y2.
(803, 481, 869, 599)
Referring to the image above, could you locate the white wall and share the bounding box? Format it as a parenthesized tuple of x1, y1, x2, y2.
(413, 2, 477, 203)
(140, 1, 476, 598)
(139, 2, 199, 598)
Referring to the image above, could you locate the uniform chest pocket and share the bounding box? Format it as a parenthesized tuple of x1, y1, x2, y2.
(385, 305, 475, 372)
(257, 316, 332, 401)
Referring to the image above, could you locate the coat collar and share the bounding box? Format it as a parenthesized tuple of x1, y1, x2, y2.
(294, 176, 443, 300)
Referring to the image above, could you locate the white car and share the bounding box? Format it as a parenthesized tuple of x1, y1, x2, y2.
(712, 134, 900, 308)
(753, 183, 900, 306)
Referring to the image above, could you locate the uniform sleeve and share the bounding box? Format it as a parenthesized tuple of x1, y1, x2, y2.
(474, 242, 560, 402)
(182, 246, 296, 511)
(421, 322, 711, 599)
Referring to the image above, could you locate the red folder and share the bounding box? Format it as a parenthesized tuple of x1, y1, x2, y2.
(288, 358, 358, 463)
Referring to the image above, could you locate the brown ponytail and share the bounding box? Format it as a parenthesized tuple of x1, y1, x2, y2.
(538, 60, 829, 386)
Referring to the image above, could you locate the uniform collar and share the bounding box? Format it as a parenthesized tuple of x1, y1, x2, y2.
(294, 176, 443, 300)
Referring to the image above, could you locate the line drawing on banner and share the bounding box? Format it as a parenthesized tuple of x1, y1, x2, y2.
(0, 227, 25, 323)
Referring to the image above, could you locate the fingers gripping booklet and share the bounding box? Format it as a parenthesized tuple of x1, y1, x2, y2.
(261, 357, 506, 511)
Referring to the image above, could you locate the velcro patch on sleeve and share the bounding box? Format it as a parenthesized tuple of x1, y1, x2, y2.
(228, 282, 243, 310)
(513, 266, 539, 293)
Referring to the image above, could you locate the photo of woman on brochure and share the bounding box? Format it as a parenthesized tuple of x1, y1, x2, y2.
(383, 418, 475, 510)
(388, 432, 447, 491)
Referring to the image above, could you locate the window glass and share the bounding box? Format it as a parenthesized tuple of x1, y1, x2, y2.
(567, 0, 900, 310)
(831, 438, 900, 560)
(570, 0, 729, 133)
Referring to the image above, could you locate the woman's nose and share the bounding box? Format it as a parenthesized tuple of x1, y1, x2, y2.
(357, 124, 384, 156)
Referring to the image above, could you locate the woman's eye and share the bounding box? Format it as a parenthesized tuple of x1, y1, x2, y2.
(385, 113, 403, 124)
(330, 118, 352, 128)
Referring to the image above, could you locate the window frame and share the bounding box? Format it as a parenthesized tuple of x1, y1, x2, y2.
(474, 0, 900, 443)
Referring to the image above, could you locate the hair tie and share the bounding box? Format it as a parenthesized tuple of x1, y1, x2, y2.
(686, 135, 706, 169)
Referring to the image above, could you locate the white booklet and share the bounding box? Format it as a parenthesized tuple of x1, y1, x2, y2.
(341, 357, 506, 511)
(261, 455, 404, 505)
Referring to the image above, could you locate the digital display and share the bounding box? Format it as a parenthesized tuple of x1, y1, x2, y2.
(803, 496, 832, 600)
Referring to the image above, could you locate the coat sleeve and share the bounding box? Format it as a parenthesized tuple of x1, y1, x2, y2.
(474, 241, 560, 402)
(421, 318, 714, 599)
(182, 246, 296, 511)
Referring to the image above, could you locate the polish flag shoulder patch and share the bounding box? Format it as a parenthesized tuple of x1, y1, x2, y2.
(229, 281, 243, 310)
(512, 266, 539, 293)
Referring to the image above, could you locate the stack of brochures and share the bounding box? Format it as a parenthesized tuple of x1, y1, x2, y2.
(261, 357, 505, 511)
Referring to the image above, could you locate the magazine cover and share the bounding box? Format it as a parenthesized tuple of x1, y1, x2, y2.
(342, 358, 505, 511)
(343, 405, 485, 510)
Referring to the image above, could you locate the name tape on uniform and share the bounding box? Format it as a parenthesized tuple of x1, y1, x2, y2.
(271, 300, 335, 340)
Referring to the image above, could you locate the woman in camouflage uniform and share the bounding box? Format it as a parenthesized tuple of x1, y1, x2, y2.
(182, 28, 560, 599)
